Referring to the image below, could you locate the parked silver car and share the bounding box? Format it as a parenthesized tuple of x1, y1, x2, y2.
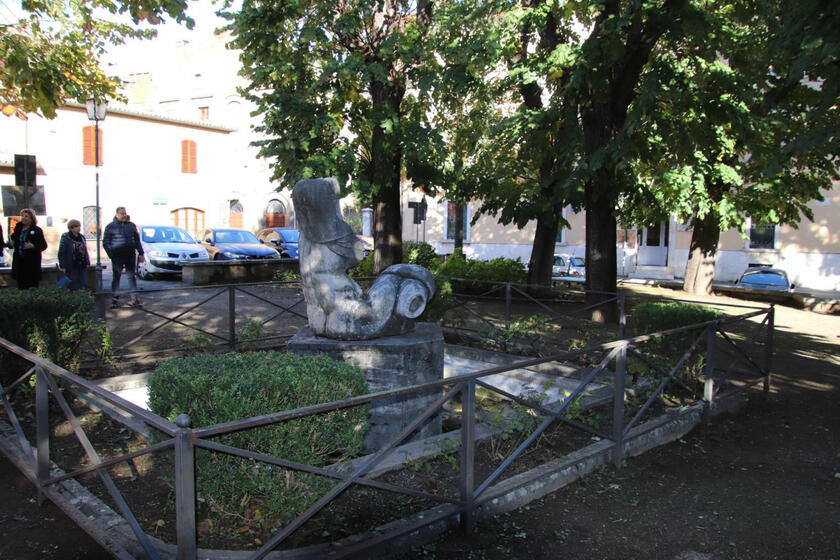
(137, 225, 210, 279)
(552, 254, 586, 286)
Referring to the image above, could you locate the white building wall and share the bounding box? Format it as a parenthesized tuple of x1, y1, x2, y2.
(670, 248, 840, 291)
(0, 106, 235, 261)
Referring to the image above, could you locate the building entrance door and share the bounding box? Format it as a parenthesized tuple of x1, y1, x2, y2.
(638, 221, 669, 266)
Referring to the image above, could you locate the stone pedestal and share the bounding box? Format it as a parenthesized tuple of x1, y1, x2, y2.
(288, 323, 444, 452)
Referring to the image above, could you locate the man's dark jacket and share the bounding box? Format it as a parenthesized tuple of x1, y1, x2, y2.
(103, 218, 144, 260)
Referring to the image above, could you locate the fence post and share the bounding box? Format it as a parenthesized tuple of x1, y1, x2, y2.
(35, 366, 50, 505)
(94, 290, 110, 320)
(228, 285, 237, 351)
(459, 380, 476, 535)
(504, 282, 511, 330)
(618, 294, 627, 338)
(703, 326, 716, 424)
(174, 414, 197, 560)
(611, 343, 627, 467)
(764, 305, 774, 396)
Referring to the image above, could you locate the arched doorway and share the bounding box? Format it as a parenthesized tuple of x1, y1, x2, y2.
(265, 199, 287, 228)
(229, 200, 244, 229)
(171, 207, 205, 241)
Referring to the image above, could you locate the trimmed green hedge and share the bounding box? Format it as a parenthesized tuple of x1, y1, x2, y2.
(631, 301, 723, 337)
(630, 301, 724, 386)
(350, 240, 439, 277)
(435, 253, 527, 294)
(148, 352, 369, 521)
(0, 288, 110, 384)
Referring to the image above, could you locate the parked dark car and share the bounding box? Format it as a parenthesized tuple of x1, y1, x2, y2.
(735, 268, 796, 292)
(199, 228, 280, 261)
(723, 267, 796, 304)
(256, 228, 299, 259)
(734, 268, 794, 292)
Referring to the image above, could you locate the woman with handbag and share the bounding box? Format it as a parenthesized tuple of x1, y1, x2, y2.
(58, 219, 90, 290)
(10, 208, 48, 289)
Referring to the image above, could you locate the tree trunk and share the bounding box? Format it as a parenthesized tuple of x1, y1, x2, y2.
(577, 0, 687, 322)
(369, 77, 405, 274)
(527, 209, 561, 287)
(683, 211, 721, 295)
(453, 203, 464, 254)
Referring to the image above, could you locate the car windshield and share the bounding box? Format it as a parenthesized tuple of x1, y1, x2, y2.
(553, 256, 566, 267)
(740, 271, 788, 287)
(141, 226, 195, 244)
(216, 230, 260, 244)
(569, 257, 585, 267)
(278, 230, 299, 243)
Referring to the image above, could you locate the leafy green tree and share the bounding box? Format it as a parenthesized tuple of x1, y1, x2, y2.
(571, 0, 690, 299)
(422, 0, 581, 287)
(223, 0, 434, 273)
(621, 0, 838, 294)
(456, 1, 688, 294)
(0, 0, 192, 118)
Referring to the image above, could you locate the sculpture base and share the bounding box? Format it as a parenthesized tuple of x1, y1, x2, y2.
(288, 323, 444, 452)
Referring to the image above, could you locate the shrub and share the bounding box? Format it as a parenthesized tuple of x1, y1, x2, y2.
(630, 301, 723, 388)
(349, 251, 374, 277)
(349, 241, 440, 278)
(631, 301, 723, 337)
(148, 352, 369, 522)
(0, 288, 110, 384)
(435, 253, 527, 294)
(402, 241, 439, 270)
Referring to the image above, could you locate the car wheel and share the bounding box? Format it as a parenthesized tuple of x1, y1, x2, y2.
(138, 260, 152, 280)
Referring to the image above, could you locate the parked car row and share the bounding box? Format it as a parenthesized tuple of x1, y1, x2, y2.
(552, 253, 586, 286)
(136, 225, 302, 279)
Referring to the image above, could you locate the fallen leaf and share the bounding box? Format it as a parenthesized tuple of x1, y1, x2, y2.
(197, 519, 214, 535)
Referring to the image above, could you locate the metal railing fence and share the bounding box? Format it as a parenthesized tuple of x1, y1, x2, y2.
(0, 294, 774, 559)
(98, 281, 307, 360)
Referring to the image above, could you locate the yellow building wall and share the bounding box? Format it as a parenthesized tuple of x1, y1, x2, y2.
(401, 191, 586, 252)
(777, 187, 840, 253)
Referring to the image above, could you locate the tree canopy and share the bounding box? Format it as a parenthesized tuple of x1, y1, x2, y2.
(223, 0, 436, 271)
(0, 0, 193, 118)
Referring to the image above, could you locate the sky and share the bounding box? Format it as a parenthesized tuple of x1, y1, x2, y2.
(106, 0, 232, 67)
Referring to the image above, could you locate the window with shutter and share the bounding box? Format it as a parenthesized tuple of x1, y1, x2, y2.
(181, 140, 197, 173)
(83, 126, 103, 166)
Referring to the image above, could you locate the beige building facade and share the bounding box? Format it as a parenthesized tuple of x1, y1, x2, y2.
(403, 186, 840, 291)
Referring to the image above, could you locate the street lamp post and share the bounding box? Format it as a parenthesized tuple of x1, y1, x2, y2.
(85, 98, 107, 292)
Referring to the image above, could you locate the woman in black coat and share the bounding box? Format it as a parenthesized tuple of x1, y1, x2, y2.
(10, 208, 48, 289)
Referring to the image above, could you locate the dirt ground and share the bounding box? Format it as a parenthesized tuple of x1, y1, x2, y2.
(393, 287, 840, 560)
(1, 286, 838, 559)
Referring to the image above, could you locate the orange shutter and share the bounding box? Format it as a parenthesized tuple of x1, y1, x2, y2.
(181, 140, 197, 173)
(83, 127, 93, 165)
(83, 126, 103, 166)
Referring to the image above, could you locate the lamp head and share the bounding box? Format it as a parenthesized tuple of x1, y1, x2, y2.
(85, 98, 108, 121)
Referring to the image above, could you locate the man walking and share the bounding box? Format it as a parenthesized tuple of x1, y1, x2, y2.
(103, 206, 145, 307)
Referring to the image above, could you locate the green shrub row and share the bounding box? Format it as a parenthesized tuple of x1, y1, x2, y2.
(435, 251, 527, 294)
(347, 242, 526, 318)
(0, 288, 110, 385)
(148, 351, 369, 522)
(631, 301, 723, 337)
(630, 301, 724, 388)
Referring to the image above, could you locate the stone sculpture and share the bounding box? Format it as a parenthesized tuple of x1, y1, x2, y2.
(292, 177, 435, 340)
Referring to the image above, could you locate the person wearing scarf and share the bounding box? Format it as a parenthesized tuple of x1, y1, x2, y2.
(10, 208, 48, 289)
(58, 219, 91, 290)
